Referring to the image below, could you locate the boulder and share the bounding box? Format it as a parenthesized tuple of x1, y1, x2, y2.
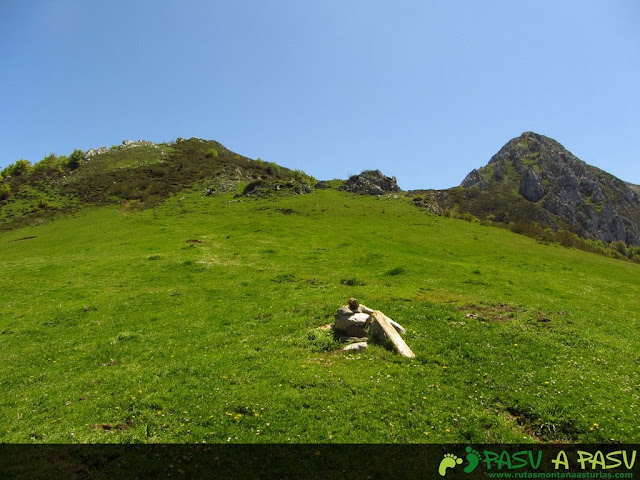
(340, 170, 401, 195)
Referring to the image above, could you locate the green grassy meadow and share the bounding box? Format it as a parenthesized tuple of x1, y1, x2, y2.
(1, 187, 638, 443)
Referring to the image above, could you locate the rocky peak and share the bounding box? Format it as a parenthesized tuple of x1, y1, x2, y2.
(340, 170, 401, 195)
(460, 132, 640, 245)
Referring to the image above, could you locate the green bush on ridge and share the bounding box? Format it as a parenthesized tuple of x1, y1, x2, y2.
(0, 182, 11, 200)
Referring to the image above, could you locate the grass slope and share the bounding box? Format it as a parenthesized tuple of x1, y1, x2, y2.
(1, 187, 638, 443)
(0, 138, 305, 231)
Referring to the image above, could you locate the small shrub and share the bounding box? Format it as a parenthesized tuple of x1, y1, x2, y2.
(265, 162, 281, 177)
(35, 197, 57, 209)
(148, 165, 169, 177)
(32, 154, 63, 175)
(2, 159, 32, 178)
(305, 328, 341, 352)
(340, 278, 366, 286)
(272, 273, 296, 283)
(556, 230, 580, 248)
(205, 148, 219, 159)
(385, 266, 406, 276)
(510, 221, 545, 238)
(459, 212, 479, 222)
(291, 169, 316, 185)
(67, 149, 84, 170)
(110, 331, 137, 344)
(277, 208, 296, 215)
(243, 179, 267, 195)
(0, 183, 11, 200)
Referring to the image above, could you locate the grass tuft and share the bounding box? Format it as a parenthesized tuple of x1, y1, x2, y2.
(385, 266, 406, 276)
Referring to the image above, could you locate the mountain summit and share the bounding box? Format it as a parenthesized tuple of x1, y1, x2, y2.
(443, 132, 640, 245)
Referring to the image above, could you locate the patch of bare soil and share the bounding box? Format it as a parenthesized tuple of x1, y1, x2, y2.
(457, 303, 525, 322)
(92, 418, 134, 431)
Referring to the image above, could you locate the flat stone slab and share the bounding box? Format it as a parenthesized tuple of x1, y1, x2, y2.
(343, 342, 368, 351)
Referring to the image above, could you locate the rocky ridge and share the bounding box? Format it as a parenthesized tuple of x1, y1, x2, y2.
(84, 140, 162, 161)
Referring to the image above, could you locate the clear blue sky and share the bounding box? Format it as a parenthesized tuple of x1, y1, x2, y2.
(2, 1, 639, 190)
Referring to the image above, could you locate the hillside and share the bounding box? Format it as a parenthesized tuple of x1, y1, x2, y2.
(0, 137, 314, 231)
(429, 132, 640, 246)
(4, 133, 639, 255)
(1, 183, 639, 444)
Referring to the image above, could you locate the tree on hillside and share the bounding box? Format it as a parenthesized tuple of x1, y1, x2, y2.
(33, 153, 65, 174)
(67, 149, 84, 170)
(1, 159, 32, 179)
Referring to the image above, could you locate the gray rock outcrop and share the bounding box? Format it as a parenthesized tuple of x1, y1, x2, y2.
(119, 140, 158, 150)
(340, 170, 401, 195)
(461, 169, 489, 190)
(519, 168, 544, 202)
(83, 147, 108, 160)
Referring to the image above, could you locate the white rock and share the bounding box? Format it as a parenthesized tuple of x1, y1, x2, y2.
(343, 342, 368, 351)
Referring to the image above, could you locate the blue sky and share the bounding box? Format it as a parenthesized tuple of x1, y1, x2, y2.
(1, 1, 639, 190)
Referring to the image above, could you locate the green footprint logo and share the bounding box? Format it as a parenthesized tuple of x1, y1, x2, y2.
(438, 447, 483, 476)
(464, 446, 482, 473)
(438, 453, 462, 476)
